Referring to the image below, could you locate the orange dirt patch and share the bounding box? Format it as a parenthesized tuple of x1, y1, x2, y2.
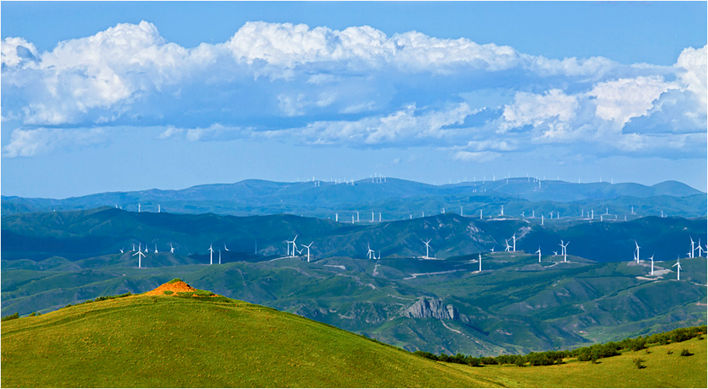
(144, 280, 198, 296)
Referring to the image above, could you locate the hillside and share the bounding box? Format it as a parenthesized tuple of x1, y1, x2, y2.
(0, 286, 496, 388)
(2, 207, 705, 262)
(2, 177, 704, 219)
(2, 285, 705, 388)
(3, 251, 705, 356)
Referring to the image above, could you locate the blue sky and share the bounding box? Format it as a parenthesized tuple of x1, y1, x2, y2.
(2, 1, 706, 198)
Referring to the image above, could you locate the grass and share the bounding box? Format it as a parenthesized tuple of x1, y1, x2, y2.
(441, 336, 706, 388)
(1, 295, 494, 388)
(3, 293, 705, 388)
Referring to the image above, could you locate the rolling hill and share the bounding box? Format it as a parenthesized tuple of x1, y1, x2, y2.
(3, 249, 705, 356)
(2, 207, 705, 262)
(2, 177, 704, 219)
(2, 283, 705, 388)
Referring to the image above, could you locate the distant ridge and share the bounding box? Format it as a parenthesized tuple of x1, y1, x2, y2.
(2, 177, 704, 218)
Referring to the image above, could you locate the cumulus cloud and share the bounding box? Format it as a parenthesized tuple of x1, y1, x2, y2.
(1, 21, 705, 160)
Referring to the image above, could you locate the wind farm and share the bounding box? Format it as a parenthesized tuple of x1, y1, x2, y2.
(1, 1, 705, 387)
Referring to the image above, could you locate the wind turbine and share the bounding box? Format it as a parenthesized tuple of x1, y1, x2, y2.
(634, 241, 640, 263)
(208, 243, 214, 265)
(138, 203, 141, 213)
(371, 211, 375, 222)
(157, 204, 161, 213)
(500, 205, 504, 216)
(218, 249, 222, 264)
(170, 243, 175, 254)
(133, 243, 146, 268)
(536, 247, 542, 263)
(285, 235, 298, 257)
(672, 259, 682, 280)
(478, 253, 482, 272)
(479, 209, 483, 220)
(154, 244, 158, 254)
(132, 243, 136, 252)
(512, 234, 516, 252)
(541, 214, 544, 226)
(422, 239, 432, 259)
(367, 244, 375, 260)
(649, 254, 655, 276)
(697, 240, 705, 257)
(224, 243, 229, 252)
(504, 239, 511, 252)
(120, 248, 124, 254)
(560, 240, 569, 263)
(302, 242, 314, 262)
(689, 237, 695, 258)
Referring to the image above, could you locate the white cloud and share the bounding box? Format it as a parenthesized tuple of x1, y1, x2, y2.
(501, 89, 579, 138)
(1, 21, 705, 160)
(589, 76, 673, 126)
(1, 37, 38, 67)
(3, 128, 105, 157)
(675, 45, 707, 108)
(452, 151, 501, 162)
(291, 103, 474, 146)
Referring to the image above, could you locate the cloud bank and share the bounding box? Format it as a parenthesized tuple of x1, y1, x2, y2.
(2, 21, 705, 158)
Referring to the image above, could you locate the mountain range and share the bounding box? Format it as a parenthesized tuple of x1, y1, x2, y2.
(3, 177, 705, 219)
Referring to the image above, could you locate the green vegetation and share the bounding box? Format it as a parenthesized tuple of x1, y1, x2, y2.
(1, 295, 495, 387)
(2, 293, 706, 388)
(166, 278, 183, 284)
(1, 312, 19, 321)
(416, 326, 706, 367)
(163, 290, 173, 295)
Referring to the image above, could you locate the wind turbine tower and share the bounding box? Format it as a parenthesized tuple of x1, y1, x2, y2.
(634, 241, 640, 263)
(478, 253, 482, 272)
(208, 244, 214, 265)
(133, 243, 146, 269)
(218, 249, 222, 265)
(512, 234, 516, 252)
(536, 247, 542, 263)
(158, 204, 161, 213)
(170, 243, 175, 254)
(689, 237, 695, 258)
(302, 242, 313, 262)
(480, 209, 483, 220)
(423, 239, 432, 259)
(650, 254, 655, 276)
(138, 203, 141, 213)
(672, 259, 682, 280)
(500, 205, 504, 216)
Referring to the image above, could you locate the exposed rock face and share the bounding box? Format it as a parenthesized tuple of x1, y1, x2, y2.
(403, 298, 459, 320)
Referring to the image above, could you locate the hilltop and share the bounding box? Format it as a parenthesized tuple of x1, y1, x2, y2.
(1, 285, 705, 388)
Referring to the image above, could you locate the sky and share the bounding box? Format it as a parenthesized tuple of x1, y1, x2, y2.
(1, 1, 706, 198)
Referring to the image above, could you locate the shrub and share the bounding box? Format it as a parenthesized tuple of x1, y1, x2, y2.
(466, 357, 482, 367)
(633, 358, 645, 369)
(666, 350, 673, 355)
(480, 357, 498, 365)
(413, 350, 438, 361)
(680, 349, 693, 357)
(29, 312, 40, 317)
(167, 278, 183, 284)
(1, 313, 20, 321)
(164, 291, 174, 295)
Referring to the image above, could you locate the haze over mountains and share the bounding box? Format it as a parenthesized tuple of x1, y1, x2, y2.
(2, 177, 705, 219)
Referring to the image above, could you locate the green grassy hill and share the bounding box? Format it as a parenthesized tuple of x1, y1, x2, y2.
(0, 291, 493, 388)
(2, 287, 706, 388)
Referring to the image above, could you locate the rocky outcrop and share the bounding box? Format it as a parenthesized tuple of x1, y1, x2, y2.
(403, 297, 459, 320)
